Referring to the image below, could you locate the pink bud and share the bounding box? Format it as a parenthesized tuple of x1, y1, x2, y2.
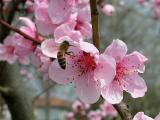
(101, 4, 115, 16)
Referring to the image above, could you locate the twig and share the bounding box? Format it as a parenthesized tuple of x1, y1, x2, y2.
(0, 18, 41, 44)
(0, 0, 4, 19)
(0, 0, 26, 41)
(90, 0, 100, 50)
(113, 102, 132, 120)
(33, 97, 72, 110)
(90, 1, 133, 120)
(32, 83, 55, 104)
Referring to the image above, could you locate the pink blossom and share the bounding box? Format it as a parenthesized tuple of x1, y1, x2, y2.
(48, 0, 73, 24)
(25, 0, 34, 13)
(100, 101, 117, 118)
(41, 37, 74, 59)
(101, 39, 148, 104)
(137, 0, 147, 5)
(54, 5, 92, 39)
(133, 112, 153, 120)
(14, 35, 35, 64)
(48, 40, 116, 103)
(88, 110, 102, 120)
(0, 34, 35, 65)
(31, 47, 51, 79)
(54, 22, 83, 42)
(67, 0, 89, 9)
(101, 4, 115, 16)
(72, 100, 90, 113)
(19, 17, 43, 42)
(20, 68, 28, 76)
(66, 112, 75, 120)
(0, 35, 18, 64)
(152, 0, 160, 19)
(34, 0, 57, 35)
(74, 6, 92, 39)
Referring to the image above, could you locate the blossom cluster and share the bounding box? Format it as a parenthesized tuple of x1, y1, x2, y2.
(67, 101, 160, 120)
(0, 0, 148, 104)
(66, 100, 117, 120)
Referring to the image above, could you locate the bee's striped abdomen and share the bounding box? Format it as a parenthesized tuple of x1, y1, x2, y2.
(57, 51, 66, 69)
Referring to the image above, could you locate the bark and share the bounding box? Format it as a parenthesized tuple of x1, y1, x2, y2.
(0, 62, 35, 120)
(113, 102, 132, 120)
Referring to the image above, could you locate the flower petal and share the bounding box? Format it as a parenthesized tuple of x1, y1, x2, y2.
(122, 73, 147, 98)
(79, 22, 92, 39)
(41, 39, 59, 58)
(104, 39, 127, 63)
(54, 23, 83, 42)
(75, 74, 101, 103)
(48, 59, 77, 84)
(133, 112, 153, 120)
(101, 80, 123, 104)
(48, 0, 71, 24)
(95, 54, 116, 87)
(79, 41, 99, 55)
(35, 19, 56, 36)
(120, 51, 148, 73)
(19, 17, 36, 31)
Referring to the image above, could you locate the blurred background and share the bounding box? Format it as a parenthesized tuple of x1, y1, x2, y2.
(1, 0, 160, 119)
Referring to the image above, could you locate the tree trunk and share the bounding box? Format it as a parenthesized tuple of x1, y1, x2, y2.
(0, 62, 35, 120)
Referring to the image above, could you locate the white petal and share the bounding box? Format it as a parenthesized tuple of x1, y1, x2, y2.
(101, 80, 123, 104)
(104, 39, 127, 63)
(122, 73, 147, 98)
(75, 74, 101, 104)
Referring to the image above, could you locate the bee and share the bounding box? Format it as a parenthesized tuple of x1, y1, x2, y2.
(57, 41, 72, 69)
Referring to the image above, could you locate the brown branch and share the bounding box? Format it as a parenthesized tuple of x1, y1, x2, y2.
(0, 18, 41, 44)
(0, 0, 26, 41)
(33, 97, 72, 111)
(113, 102, 132, 120)
(90, 0, 100, 50)
(0, 0, 4, 19)
(90, 1, 133, 120)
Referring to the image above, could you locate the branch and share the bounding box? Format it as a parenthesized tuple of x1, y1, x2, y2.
(90, 0, 100, 50)
(0, 0, 4, 19)
(33, 97, 72, 111)
(32, 83, 55, 104)
(90, 1, 133, 120)
(0, 18, 41, 44)
(0, 62, 35, 120)
(0, 0, 26, 41)
(113, 102, 132, 120)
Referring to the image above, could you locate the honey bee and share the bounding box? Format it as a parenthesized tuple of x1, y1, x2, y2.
(57, 41, 71, 69)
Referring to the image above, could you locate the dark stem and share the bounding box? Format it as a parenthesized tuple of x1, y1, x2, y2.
(0, 0, 26, 41)
(90, 0, 100, 50)
(0, 18, 41, 44)
(113, 102, 132, 120)
(90, 1, 133, 120)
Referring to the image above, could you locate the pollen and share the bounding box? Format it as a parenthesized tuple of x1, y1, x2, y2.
(75, 52, 96, 75)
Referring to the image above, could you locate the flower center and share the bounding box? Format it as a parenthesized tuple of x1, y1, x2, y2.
(75, 52, 96, 75)
(115, 63, 128, 81)
(6, 46, 15, 54)
(75, 21, 83, 30)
